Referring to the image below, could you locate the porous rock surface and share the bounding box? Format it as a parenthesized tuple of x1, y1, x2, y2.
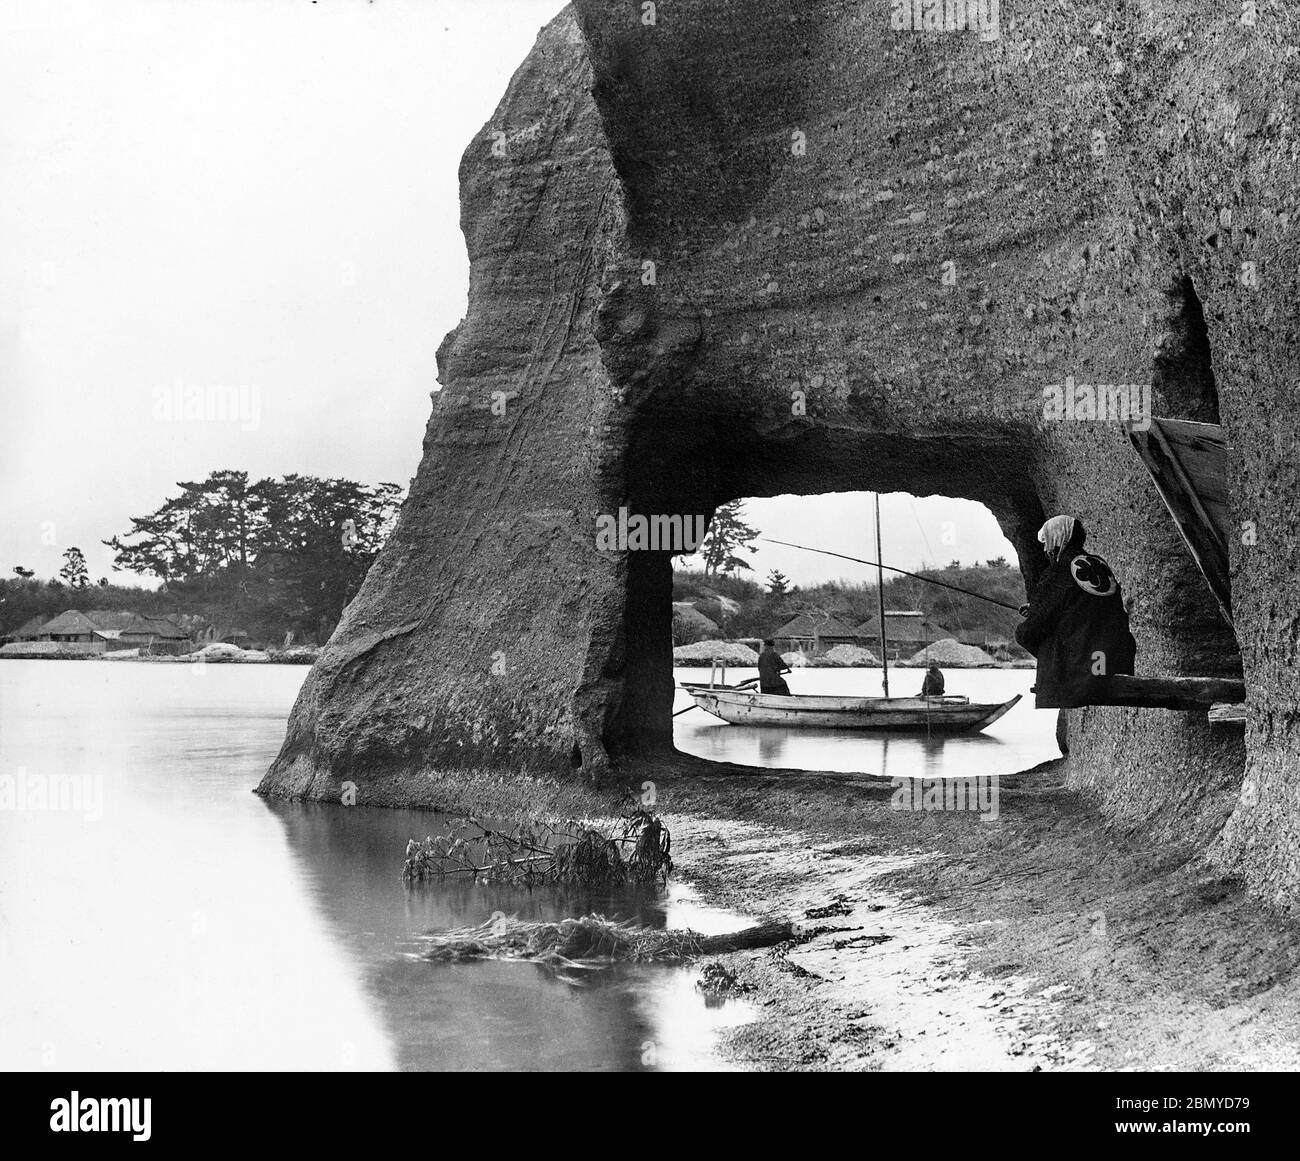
(262, 3, 1300, 908)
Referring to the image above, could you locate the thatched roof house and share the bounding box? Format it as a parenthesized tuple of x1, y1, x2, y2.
(17, 610, 108, 653)
(671, 601, 720, 642)
(83, 609, 141, 632)
(36, 610, 102, 640)
(853, 610, 950, 658)
(2, 609, 193, 655)
(4, 614, 50, 643)
(772, 613, 859, 651)
(116, 614, 192, 653)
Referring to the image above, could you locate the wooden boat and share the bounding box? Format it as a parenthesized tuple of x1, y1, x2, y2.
(676, 493, 1021, 735)
(679, 682, 1021, 733)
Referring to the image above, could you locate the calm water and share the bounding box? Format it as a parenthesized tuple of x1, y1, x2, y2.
(0, 660, 1056, 1072)
(0, 662, 751, 1072)
(674, 666, 1058, 778)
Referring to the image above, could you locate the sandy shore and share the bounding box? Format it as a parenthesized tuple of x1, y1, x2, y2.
(629, 754, 1300, 1071)
(264, 746, 1300, 1071)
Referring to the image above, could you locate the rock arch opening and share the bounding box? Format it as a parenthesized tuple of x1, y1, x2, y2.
(259, 0, 1300, 906)
(663, 488, 1049, 772)
(602, 432, 1049, 762)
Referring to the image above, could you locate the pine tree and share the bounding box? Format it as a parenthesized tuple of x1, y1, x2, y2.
(58, 547, 90, 589)
(698, 500, 759, 576)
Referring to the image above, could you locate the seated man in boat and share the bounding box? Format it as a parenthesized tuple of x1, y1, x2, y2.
(757, 639, 793, 695)
(1015, 515, 1137, 708)
(920, 662, 945, 697)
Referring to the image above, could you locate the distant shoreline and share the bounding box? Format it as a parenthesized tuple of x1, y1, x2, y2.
(0, 650, 318, 665)
(0, 654, 1034, 670)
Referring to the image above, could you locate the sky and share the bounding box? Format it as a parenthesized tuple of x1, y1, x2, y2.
(0, 0, 1015, 589)
(730, 492, 1014, 590)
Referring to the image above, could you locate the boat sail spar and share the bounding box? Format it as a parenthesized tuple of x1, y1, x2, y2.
(874, 492, 890, 696)
(677, 491, 1021, 735)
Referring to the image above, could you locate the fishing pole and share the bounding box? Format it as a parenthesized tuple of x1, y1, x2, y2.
(760, 538, 1023, 612)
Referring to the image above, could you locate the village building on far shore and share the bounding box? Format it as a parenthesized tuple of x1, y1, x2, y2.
(772, 613, 861, 653)
(0, 609, 197, 656)
(851, 610, 951, 660)
(770, 608, 992, 661)
(6, 614, 51, 643)
(13, 609, 108, 653)
(115, 613, 194, 654)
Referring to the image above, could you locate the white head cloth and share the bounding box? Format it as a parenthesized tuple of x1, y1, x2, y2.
(1037, 515, 1078, 558)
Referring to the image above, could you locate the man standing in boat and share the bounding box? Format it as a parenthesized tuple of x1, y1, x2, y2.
(757, 638, 793, 695)
(1015, 515, 1137, 708)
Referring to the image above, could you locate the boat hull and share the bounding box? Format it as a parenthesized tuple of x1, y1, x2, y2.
(681, 686, 1021, 733)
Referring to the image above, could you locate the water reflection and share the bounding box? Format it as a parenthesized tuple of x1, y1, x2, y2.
(260, 800, 754, 1071)
(0, 663, 396, 1071)
(741, 723, 1006, 779)
(0, 662, 752, 1072)
(675, 666, 1055, 779)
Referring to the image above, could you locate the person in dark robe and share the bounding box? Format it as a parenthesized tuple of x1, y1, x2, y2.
(757, 638, 792, 695)
(920, 662, 945, 697)
(1015, 515, 1136, 708)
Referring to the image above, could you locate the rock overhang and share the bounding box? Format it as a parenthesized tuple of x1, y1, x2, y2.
(263, 2, 1300, 910)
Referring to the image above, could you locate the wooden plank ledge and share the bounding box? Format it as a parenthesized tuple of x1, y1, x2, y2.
(1126, 419, 1234, 627)
(1208, 702, 1248, 727)
(1088, 675, 1246, 712)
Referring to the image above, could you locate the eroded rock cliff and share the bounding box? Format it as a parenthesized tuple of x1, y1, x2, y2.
(262, 2, 1300, 908)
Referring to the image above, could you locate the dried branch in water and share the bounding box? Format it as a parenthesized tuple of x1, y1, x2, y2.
(402, 810, 673, 887)
(419, 913, 797, 966)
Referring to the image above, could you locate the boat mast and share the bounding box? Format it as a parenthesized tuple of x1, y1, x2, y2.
(874, 492, 890, 697)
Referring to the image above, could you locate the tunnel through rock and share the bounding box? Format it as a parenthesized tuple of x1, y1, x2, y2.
(661, 488, 1044, 765)
(261, 1, 1300, 907)
(604, 445, 1049, 762)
